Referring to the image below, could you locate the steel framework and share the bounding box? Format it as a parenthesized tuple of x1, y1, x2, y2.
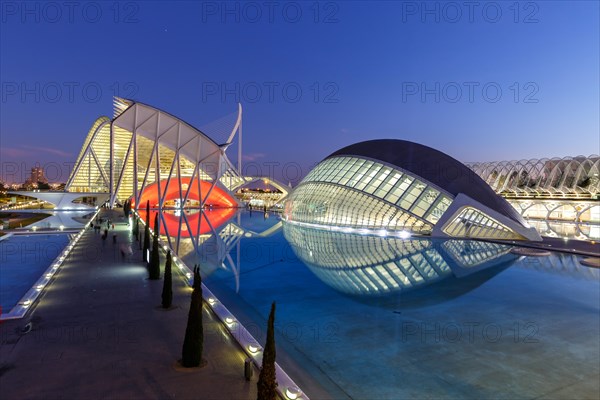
(66, 98, 246, 209)
(467, 156, 600, 198)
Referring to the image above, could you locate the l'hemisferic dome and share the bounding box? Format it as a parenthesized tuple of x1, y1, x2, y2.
(283, 139, 541, 241)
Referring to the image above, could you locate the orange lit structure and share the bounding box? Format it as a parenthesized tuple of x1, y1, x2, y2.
(66, 98, 246, 208)
(137, 208, 236, 237)
(132, 177, 237, 209)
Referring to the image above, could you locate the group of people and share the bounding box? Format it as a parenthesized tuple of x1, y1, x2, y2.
(89, 216, 132, 259)
(90, 216, 113, 240)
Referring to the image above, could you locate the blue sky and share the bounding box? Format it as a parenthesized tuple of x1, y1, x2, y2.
(1, 1, 598, 183)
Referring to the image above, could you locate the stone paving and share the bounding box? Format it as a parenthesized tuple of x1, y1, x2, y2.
(0, 209, 259, 399)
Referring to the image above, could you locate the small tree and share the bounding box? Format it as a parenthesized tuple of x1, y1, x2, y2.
(161, 250, 173, 308)
(149, 212, 161, 280)
(145, 201, 150, 225)
(143, 201, 150, 263)
(257, 302, 277, 400)
(133, 215, 139, 238)
(181, 265, 204, 367)
(153, 209, 159, 237)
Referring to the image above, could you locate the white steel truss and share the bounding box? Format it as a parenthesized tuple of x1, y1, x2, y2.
(66, 98, 244, 211)
(467, 156, 600, 198)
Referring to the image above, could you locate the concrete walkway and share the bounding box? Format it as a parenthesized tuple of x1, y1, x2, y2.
(0, 209, 257, 399)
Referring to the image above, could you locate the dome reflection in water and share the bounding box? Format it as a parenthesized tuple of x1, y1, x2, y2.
(283, 222, 519, 309)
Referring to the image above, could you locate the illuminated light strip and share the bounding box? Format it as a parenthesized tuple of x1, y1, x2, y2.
(1, 209, 101, 321)
(160, 243, 310, 400)
(284, 218, 412, 239)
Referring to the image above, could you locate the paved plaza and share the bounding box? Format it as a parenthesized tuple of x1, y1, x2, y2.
(0, 209, 258, 400)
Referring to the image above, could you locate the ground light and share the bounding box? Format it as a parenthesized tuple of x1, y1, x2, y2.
(247, 344, 260, 354)
(157, 239, 310, 399)
(286, 387, 302, 399)
(1, 209, 100, 321)
(284, 219, 413, 239)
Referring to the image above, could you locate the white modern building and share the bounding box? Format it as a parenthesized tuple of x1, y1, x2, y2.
(467, 156, 599, 239)
(283, 139, 542, 241)
(11, 98, 292, 211)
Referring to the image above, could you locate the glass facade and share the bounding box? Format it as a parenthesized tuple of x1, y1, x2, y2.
(442, 207, 523, 240)
(441, 239, 514, 268)
(66, 100, 244, 208)
(285, 156, 453, 234)
(67, 118, 112, 193)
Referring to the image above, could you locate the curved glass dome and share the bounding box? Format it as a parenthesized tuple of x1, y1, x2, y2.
(284, 140, 541, 241)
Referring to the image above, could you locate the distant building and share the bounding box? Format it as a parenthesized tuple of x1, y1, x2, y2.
(32, 167, 47, 184)
(24, 167, 47, 185)
(235, 187, 285, 209)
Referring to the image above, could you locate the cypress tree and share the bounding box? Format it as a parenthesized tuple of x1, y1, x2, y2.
(153, 210, 159, 237)
(145, 200, 150, 225)
(181, 265, 204, 367)
(133, 214, 139, 238)
(143, 201, 150, 263)
(161, 250, 173, 308)
(257, 302, 277, 400)
(149, 212, 160, 280)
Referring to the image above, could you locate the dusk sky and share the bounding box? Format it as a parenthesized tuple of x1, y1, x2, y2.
(1, 1, 598, 184)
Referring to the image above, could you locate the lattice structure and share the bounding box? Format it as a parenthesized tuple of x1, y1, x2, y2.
(442, 207, 524, 240)
(66, 98, 244, 209)
(285, 156, 452, 234)
(466, 156, 600, 198)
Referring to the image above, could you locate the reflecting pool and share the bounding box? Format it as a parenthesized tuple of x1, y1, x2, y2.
(27, 210, 96, 229)
(163, 210, 599, 399)
(0, 234, 71, 312)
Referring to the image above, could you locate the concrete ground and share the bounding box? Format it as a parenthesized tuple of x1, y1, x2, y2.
(0, 209, 258, 399)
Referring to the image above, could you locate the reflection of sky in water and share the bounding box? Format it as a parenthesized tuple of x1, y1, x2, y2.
(156, 210, 599, 399)
(0, 234, 70, 311)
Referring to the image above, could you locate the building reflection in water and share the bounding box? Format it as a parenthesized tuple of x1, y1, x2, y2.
(514, 250, 600, 280)
(283, 222, 520, 308)
(138, 208, 241, 280)
(134, 210, 598, 304)
(137, 209, 282, 292)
